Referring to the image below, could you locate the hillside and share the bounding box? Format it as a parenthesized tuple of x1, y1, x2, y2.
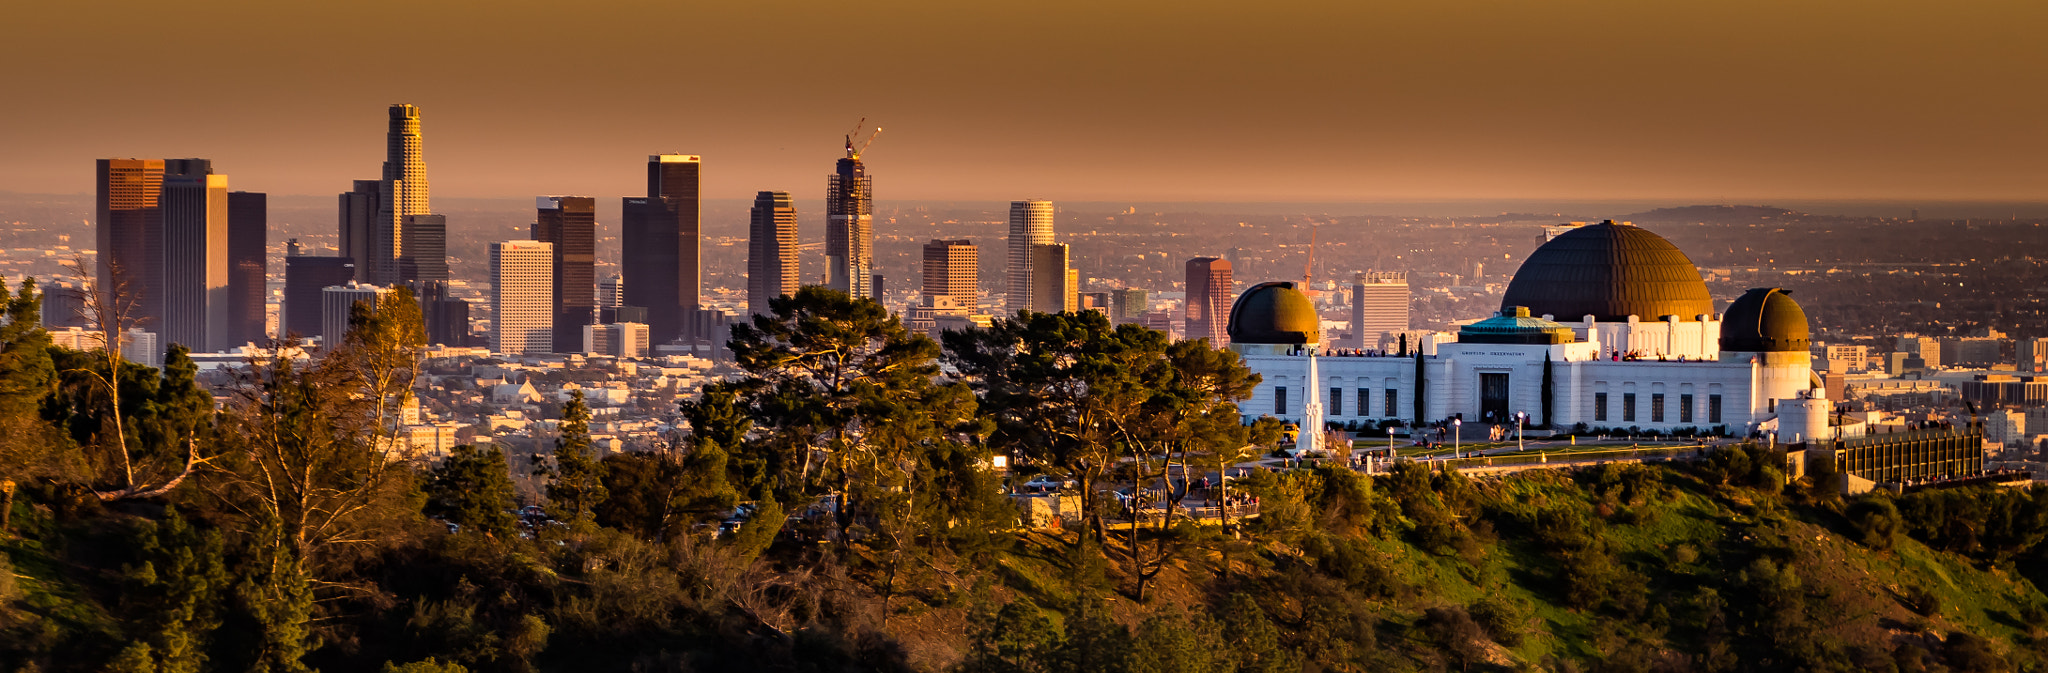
(4, 451, 2046, 672)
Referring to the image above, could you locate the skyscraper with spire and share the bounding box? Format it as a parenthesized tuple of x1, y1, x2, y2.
(826, 130, 876, 299)
(340, 104, 445, 285)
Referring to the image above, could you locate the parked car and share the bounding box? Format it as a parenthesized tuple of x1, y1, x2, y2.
(1021, 473, 1076, 493)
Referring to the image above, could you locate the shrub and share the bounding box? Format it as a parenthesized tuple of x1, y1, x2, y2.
(1845, 493, 1902, 551)
(1469, 596, 1531, 647)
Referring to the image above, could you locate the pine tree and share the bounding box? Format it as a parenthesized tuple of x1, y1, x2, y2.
(425, 443, 520, 539)
(1541, 353, 1555, 428)
(538, 390, 607, 525)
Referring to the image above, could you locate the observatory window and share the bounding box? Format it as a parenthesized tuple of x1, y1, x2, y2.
(1331, 388, 1343, 415)
(1385, 389, 1398, 417)
(1275, 387, 1288, 415)
(1622, 393, 1637, 423)
(1594, 393, 1608, 422)
(1709, 395, 1723, 424)
(1357, 388, 1370, 417)
(1651, 393, 1666, 423)
(1680, 394, 1695, 423)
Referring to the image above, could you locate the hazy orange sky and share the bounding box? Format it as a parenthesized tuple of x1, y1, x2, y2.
(5, 0, 2046, 203)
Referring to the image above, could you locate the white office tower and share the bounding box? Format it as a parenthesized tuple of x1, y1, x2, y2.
(583, 322, 650, 358)
(122, 329, 161, 368)
(321, 282, 390, 351)
(1006, 200, 1055, 314)
(491, 240, 555, 355)
(1349, 271, 1409, 349)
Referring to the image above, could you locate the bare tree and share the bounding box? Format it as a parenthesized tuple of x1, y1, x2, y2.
(204, 332, 419, 597)
(62, 254, 205, 500)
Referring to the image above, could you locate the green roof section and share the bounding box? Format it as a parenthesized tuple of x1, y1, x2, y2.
(1458, 306, 1577, 345)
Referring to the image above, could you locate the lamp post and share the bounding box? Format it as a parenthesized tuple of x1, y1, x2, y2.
(1453, 417, 1462, 459)
(1517, 411, 1526, 452)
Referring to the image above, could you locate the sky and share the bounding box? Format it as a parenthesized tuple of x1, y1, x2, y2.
(4, 0, 2047, 203)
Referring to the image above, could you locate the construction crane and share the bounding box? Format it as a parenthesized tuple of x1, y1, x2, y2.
(844, 117, 882, 159)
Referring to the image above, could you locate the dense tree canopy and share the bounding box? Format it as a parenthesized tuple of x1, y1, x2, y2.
(0, 281, 2043, 673)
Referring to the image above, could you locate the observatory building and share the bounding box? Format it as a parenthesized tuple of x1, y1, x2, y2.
(1230, 221, 1820, 440)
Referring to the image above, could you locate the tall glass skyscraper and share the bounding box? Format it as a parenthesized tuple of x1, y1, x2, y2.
(160, 164, 229, 352)
(1007, 200, 1055, 314)
(226, 191, 267, 347)
(623, 154, 701, 343)
(534, 196, 597, 351)
(748, 191, 799, 317)
(1185, 257, 1233, 346)
(96, 158, 166, 333)
(826, 144, 875, 299)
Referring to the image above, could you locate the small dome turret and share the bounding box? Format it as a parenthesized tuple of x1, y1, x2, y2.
(1226, 282, 1321, 345)
(1720, 288, 1809, 352)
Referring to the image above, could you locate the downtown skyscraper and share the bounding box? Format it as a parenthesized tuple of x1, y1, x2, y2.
(1184, 257, 1233, 346)
(1349, 271, 1410, 348)
(226, 190, 267, 347)
(622, 154, 701, 343)
(340, 104, 445, 285)
(1006, 200, 1055, 314)
(1029, 243, 1076, 314)
(826, 140, 875, 299)
(159, 160, 229, 352)
(534, 196, 596, 351)
(95, 158, 166, 332)
(491, 240, 554, 355)
(95, 157, 260, 354)
(748, 191, 799, 318)
(921, 239, 978, 313)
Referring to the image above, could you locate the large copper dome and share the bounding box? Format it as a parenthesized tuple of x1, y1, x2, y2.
(1226, 282, 1321, 345)
(1500, 221, 1715, 322)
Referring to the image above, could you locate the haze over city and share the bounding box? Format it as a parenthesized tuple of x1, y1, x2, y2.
(7, 0, 2048, 203)
(7, 3, 2048, 673)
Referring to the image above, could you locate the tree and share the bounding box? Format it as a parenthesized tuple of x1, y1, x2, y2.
(336, 286, 426, 462)
(0, 277, 67, 486)
(535, 390, 606, 526)
(726, 285, 964, 541)
(425, 443, 520, 539)
(1109, 338, 1264, 601)
(1540, 353, 1554, 428)
(47, 343, 215, 501)
(960, 598, 1061, 673)
(202, 325, 421, 655)
(114, 507, 230, 673)
(678, 382, 757, 496)
(1413, 350, 1426, 424)
(594, 441, 737, 542)
(57, 255, 207, 500)
(945, 310, 1160, 542)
